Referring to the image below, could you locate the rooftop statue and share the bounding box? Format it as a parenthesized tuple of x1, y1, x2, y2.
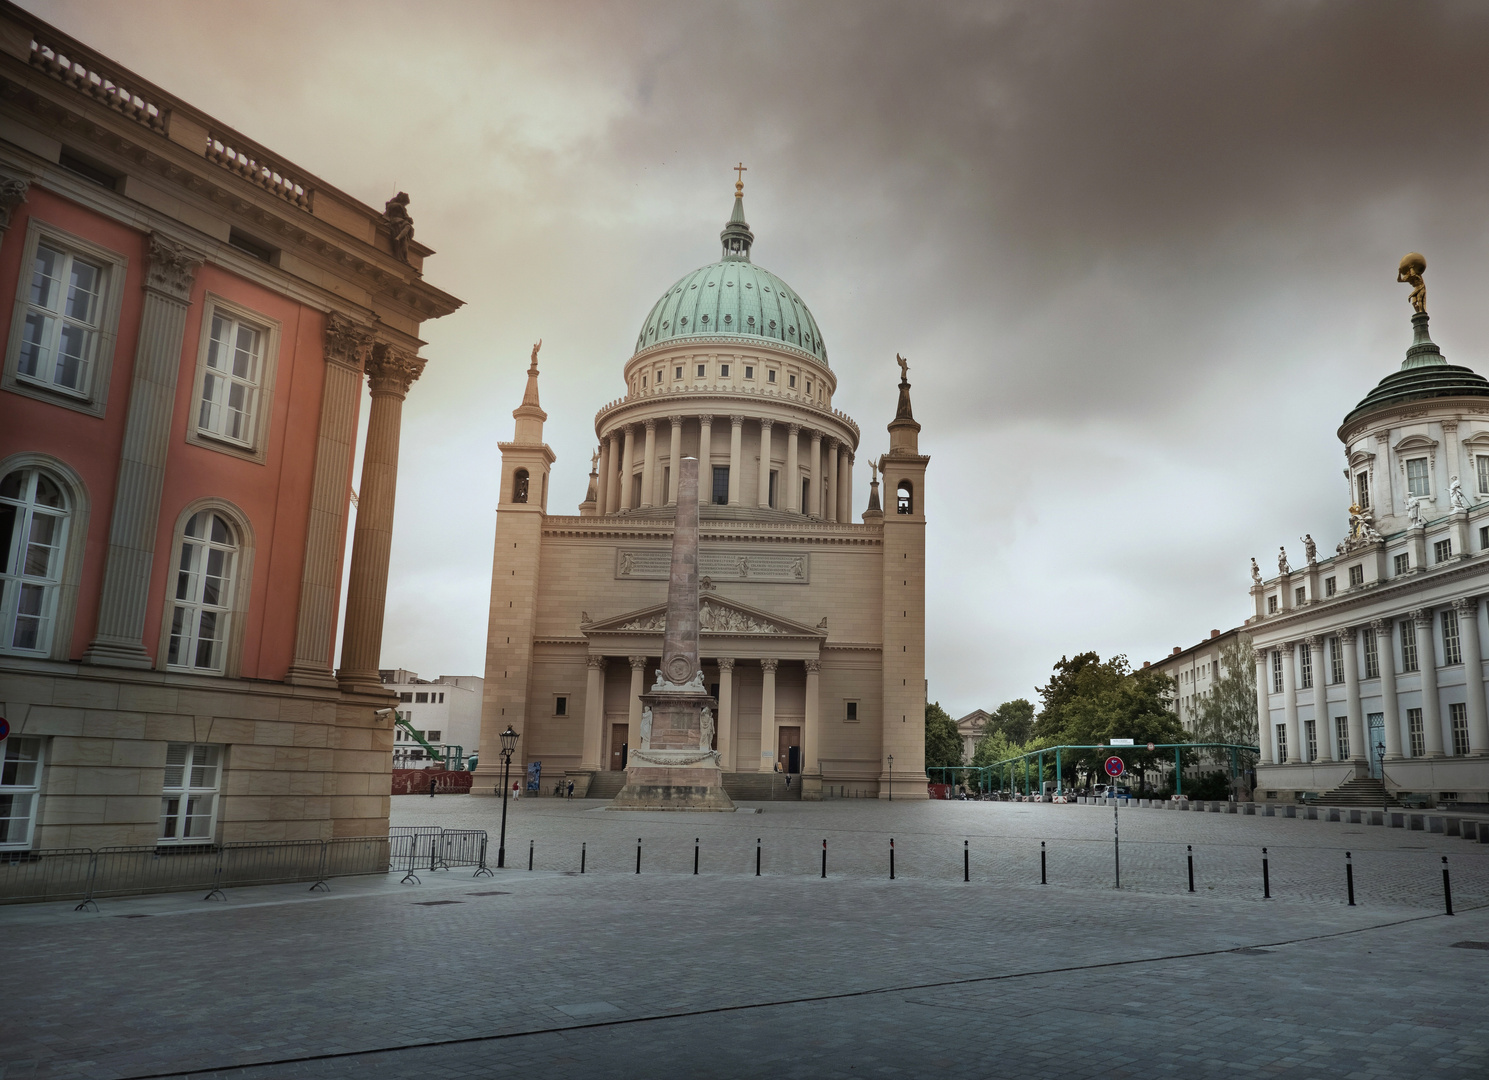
(1301, 533, 1317, 565)
(529, 338, 542, 371)
(1250, 557, 1262, 586)
(1278, 546, 1290, 575)
(1406, 494, 1425, 528)
(1398, 252, 1426, 314)
(896, 353, 909, 382)
(383, 191, 414, 264)
(1451, 475, 1469, 512)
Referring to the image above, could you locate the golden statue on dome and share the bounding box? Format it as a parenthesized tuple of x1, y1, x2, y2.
(1398, 252, 1426, 314)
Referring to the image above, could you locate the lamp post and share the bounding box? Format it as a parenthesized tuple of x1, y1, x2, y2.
(887, 754, 894, 802)
(497, 725, 519, 868)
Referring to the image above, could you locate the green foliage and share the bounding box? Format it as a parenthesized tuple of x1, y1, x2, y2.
(982, 698, 1035, 745)
(924, 701, 963, 768)
(1195, 633, 1260, 774)
(1031, 652, 1184, 779)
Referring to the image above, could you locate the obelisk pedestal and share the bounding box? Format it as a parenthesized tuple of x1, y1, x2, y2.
(610, 457, 734, 811)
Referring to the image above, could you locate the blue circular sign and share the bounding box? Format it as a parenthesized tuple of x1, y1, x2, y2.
(1104, 756, 1124, 777)
(0, 716, 9, 741)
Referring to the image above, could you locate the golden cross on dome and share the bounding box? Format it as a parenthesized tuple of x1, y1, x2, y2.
(734, 161, 747, 196)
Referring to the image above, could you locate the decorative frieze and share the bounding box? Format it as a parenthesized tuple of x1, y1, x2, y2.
(615, 547, 808, 583)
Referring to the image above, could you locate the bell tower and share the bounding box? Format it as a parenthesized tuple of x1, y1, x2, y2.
(475, 342, 555, 789)
(879, 354, 930, 798)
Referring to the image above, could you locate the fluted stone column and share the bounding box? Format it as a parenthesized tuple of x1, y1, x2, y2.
(1374, 619, 1404, 760)
(838, 450, 853, 522)
(627, 655, 647, 755)
(641, 419, 658, 509)
(698, 415, 713, 506)
(619, 425, 637, 511)
(596, 439, 612, 514)
(825, 439, 839, 522)
(757, 419, 774, 508)
(808, 430, 822, 518)
(760, 657, 778, 772)
(1341, 626, 1366, 764)
(1414, 609, 1445, 757)
(1255, 651, 1273, 765)
(717, 657, 736, 770)
(337, 345, 425, 693)
(287, 314, 375, 685)
(728, 415, 744, 505)
(667, 416, 683, 505)
(580, 656, 606, 771)
(785, 424, 801, 513)
(83, 234, 204, 668)
(1281, 643, 1299, 765)
(1454, 597, 1489, 754)
(1308, 636, 1329, 761)
(804, 658, 821, 776)
(605, 432, 622, 513)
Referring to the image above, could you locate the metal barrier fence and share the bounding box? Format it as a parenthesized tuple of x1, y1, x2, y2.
(389, 827, 491, 884)
(0, 836, 395, 908)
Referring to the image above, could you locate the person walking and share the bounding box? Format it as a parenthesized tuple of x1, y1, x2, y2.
(428, 774, 436, 798)
(566, 778, 575, 799)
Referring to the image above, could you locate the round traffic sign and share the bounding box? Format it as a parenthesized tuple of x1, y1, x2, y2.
(1104, 756, 1124, 777)
(0, 716, 8, 740)
(1147, 742, 1155, 751)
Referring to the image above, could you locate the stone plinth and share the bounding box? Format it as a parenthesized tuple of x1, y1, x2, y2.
(610, 681, 735, 810)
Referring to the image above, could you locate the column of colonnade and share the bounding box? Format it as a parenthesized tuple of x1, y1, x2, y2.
(757, 419, 774, 508)
(641, 419, 658, 509)
(1308, 636, 1328, 759)
(1414, 609, 1445, 757)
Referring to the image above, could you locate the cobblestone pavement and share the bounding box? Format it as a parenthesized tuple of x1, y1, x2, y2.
(2, 799, 1486, 1080)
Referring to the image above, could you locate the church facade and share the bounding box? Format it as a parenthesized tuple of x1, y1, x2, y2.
(474, 184, 929, 799)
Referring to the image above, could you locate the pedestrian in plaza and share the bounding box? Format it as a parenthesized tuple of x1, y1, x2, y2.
(566, 779, 575, 798)
(512, 780, 522, 800)
(429, 774, 436, 797)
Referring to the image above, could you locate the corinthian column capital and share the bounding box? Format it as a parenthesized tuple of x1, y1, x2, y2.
(324, 313, 378, 372)
(587, 654, 608, 670)
(145, 232, 205, 302)
(628, 654, 649, 670)
(717, 657, 736, 672)
(644, 417, 658, 432)
(730, 414, 745, 427)
(804, 658, 821, 674)
(0, 174, 28, 232)
(1411, 608, 1434, 628)
(366, 343, 425, 397)
(1453, 596, 1478, 618)
(761, 657, 780, 673)
(1339, 625, 1358, 643)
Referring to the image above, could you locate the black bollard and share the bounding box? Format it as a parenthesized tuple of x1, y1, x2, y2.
(821, 838, 827, 879)
(890, 837, 896, 880)
(635, 838, 641, 875)
(1345, 851, 1354, 906)
(1442, 856, 1454, 916)
(694, 838, 699, 876)
(1041, 841, 1047, 885)
(1262, 847, 1270, 899)
(756, 837, 761, 877)
(580, 842, 586, 875)
(528, 840, 533, 871)
(964, 839, 970, 883)
(1187, 844, 1194, 893)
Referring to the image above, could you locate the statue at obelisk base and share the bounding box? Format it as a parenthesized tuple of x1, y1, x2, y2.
(610, 456, 735, 810)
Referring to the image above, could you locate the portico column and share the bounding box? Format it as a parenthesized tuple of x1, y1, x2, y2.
(1280, 643, 1299, 765)
(1308, 636, 1329, 760)
(756, 419, 774, 508)
(596, 438, 612, 514)
(760, 657, 778, 772)
(1453, 597, 1489, 754)
(667, 416, 683, 505)
(727, 415, 744, 505)
(1341, 626, 1366, 764)
(83, 234, 204, 668)
(1373, 619, 1404, 761)
(606, 432, 623, 513)
(286, 314, 374, 685)
(619, 425, 637, 511)
(627, 655, 647, 756)
(698, 415, 713, 505)
(1255, 650, 1273, 765)
(804, 658, 821, 776)
(337, 344, 427, 693)
(838, 450, 853, 522)
(716, 657, 736, 770)
(785, 424, 801, 513)
(580, 656, 606, 771)
(1414, 609, 1445, 757)
(641, 419, 658, 509)
(825, 439, 839, 522)
(808, 430, 822, 518)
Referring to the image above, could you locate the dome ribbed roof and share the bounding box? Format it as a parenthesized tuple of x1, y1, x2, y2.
(633, 192, 828, 365)
(1342, 312, 1489, 428)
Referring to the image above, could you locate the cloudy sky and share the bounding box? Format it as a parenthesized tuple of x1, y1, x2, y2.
(34, 0, 1489, 715)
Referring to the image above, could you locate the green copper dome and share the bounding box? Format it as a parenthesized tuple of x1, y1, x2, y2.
(633, 195, 829, 365)
(1342, 313, 1489, 428)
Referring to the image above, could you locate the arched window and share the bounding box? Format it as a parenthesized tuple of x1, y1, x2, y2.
(167, 510, 239, 672)
(513, 469, 530, 504)
(0, 467, 70, 654)
(896, 480, 913, 515)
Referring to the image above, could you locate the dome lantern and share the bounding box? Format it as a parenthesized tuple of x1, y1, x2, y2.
(720, 166, 754, 262)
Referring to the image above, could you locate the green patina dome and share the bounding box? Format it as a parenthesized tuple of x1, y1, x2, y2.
(633, 194, 828, 365)
(1342, 313, 1489, 429)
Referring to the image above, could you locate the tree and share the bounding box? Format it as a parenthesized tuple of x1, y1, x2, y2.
(924, 701, 963, 769)
(982, 698, 1034, 745)
(1196, 633, 1260, 781)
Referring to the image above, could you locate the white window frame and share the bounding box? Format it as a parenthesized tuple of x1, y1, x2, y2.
(158, 742, 222, 845)
(185, 295, 280, 464)
(1334, 715, 1350, 760)
(2, 218, 128, 418)
(1355, 470, 1371, 509)
(0, 466, 71, 657)
(158, 500, 255, 678)
(1405, 456, 1430, 498)
(1478, 454, 1489, 497)
(0, 735, 44, 850)
(1442, 609, 1462, 666)
(1450, 702, 1469, 756)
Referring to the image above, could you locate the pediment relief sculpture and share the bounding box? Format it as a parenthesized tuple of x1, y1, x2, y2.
(601, 598, 821, 637)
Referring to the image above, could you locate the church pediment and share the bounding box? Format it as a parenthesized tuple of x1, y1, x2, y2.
(582, 597, 827, 638)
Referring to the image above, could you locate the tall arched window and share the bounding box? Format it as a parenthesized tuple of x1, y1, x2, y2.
(168, 510, 239, 672)
(513, 469, 530, 504)
(0, 467, 70, 654)
(896, 480, 913, 515)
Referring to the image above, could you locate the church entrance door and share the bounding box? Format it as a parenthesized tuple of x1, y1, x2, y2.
(610, 725, 629, 770)
(778, 726, 801, 774)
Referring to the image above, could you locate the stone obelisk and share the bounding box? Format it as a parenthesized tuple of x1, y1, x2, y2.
(610, 456, 734, 810)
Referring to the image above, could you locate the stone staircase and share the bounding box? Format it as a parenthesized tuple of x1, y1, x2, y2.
(723, 772, 801, 802)
(584, 772, 626, 799)
(1315, 775, 1400, 807)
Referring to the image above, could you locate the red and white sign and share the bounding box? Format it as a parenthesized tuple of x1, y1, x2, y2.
(0, 716, 8, 741)
(1104, 756, 1124, 777)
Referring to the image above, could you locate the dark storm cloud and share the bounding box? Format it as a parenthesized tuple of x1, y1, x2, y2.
(30, 0, 1489, 713)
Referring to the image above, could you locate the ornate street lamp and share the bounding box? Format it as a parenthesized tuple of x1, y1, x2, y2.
(497, 725, 519, 868)
(887, 753, 894, 802)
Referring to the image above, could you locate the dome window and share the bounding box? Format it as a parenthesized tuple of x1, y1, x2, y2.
(708, 282, 715, 288)
(747, 316, 755, 326)
(726, 281, 734, 288)
(763, 287, 771, 293)
(724, 314, 732, 324)
(662, 321, 669, 329)
(680, 317, 688, 326)
(744, 282, 752, 289)
(788, 326, 796, 337)
(701, 315, 709, 324)
(690, 284, 697, 289)
(769, 320, 776, 330)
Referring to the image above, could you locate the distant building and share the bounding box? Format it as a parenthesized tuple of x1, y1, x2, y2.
(1144, 628, 1243, 737)
(380, 669, 482, 769)
(954, 709, 992, 763)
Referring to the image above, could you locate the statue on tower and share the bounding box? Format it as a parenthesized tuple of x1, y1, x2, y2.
(1277, 546, 1290, 575)
(1301, 533, 1317, 565)
(896, 353, 909, 383)
(1398, 252, 1427, 314)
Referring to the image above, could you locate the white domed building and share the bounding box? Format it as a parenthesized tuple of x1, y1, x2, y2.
(1250, 261, 1489, 806)
(474, 183, 930, 800)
